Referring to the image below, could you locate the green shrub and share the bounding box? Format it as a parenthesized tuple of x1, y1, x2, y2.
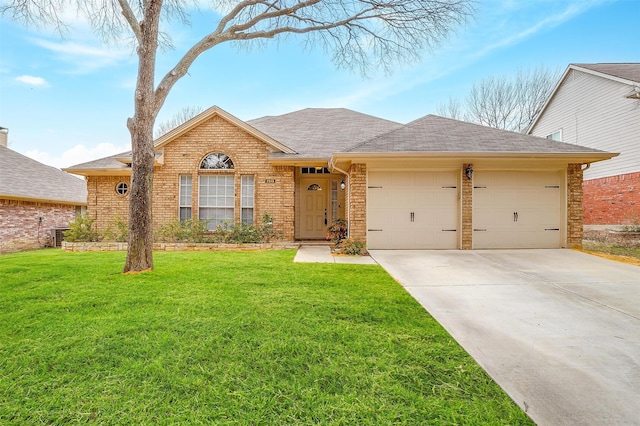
(338, 238, 366, 256)
(156, 218, 209, 243)
(155, 213, 282, 244)
(101, 216, 129, 242)
(209, 213, 282, 244)
(258, 213, 282, 243)
(64, 215, 102, 242)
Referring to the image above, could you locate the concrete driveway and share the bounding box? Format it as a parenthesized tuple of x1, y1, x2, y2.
(369, 249, 640, 426)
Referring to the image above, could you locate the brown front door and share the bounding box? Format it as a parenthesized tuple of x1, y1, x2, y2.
(300, 179, 327, 239)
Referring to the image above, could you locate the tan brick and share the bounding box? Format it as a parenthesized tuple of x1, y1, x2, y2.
(567, 164, 584, 248)
(87, 115, 295, 240)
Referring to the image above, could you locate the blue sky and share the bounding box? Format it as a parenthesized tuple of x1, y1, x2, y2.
(0, 0, 638, 169)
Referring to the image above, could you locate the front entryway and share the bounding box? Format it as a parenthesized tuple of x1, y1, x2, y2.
(299, 179, 327, 239)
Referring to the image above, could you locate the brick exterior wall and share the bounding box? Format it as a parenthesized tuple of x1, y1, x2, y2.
(347, 163, 367, 242)
(86, 115, 296, 240)
(583, 171, 640, 226)
(567, 164, 584, 248)
(0, 198, 77, 254)
(86, 176, 131, 231)
(461, 164, 473, 249)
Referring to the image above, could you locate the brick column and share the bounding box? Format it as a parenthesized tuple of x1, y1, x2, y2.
(275, 166, 295, 241)
(348, 163, 367, 242)
(461, 164, 473, 249)
(567, 164, 584, 248)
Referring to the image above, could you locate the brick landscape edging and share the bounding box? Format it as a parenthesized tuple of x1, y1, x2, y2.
(62, 241, 300, 252)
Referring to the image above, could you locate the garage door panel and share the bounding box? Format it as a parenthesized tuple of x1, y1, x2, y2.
(368, 171, 459, 249)
(516, 208, 559, 226)
(473, 171, 563, 249)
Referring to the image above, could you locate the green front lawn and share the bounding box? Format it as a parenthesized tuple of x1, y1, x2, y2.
(0, 250, 532, 424)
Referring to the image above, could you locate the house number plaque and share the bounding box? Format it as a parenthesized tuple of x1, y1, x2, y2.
(264, 178, 276, 184)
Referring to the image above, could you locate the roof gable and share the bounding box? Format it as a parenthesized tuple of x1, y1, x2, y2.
(155, 105, 296, 154)
(528, 63, 640, 132)
(0, 145, 87, 204)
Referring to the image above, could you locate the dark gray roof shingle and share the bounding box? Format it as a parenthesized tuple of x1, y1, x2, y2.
(64, 152, 131, 172)
(0, 145, 87, 204)
(248, 108, 403, 158)
(348, 115, 606, 153)
(574, 63, 640, 83)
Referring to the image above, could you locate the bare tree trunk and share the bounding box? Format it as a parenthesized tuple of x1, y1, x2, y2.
(123, 0, 162, 273)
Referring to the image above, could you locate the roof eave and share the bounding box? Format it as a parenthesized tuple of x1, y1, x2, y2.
(331, 151, 618, 163)
(572, 64, 640, 86)
(268, 156, 330, 166)
(0, 194, 87, 206)
(62, 167, 132, 177)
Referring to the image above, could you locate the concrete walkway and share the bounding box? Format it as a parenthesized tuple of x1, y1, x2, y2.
(293, 245, 377, 264)
(370, 249, 640, 426)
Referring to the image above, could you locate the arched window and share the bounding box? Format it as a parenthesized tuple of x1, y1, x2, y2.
(307, 183, 322, 191)
(200, 152, 234, 170)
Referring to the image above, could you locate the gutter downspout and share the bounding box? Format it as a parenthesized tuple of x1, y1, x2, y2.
(328, 159, 351, 238)
(581, 163, 591, 172)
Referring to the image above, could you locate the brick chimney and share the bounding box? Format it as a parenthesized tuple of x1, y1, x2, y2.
(0, 127, 7, 148)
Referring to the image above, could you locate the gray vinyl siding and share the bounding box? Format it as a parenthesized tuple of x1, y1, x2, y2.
(529, 69, 640, 180)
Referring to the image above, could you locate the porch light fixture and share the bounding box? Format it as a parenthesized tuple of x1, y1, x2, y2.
(340, 179, 346, 190)
(465, 164, 473, 180)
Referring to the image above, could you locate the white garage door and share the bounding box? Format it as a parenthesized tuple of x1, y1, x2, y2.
(473, 171, 563, 249)
(367, 171, 459, 249)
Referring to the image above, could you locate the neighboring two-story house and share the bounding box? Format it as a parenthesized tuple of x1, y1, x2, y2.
(65, 106, 615, 250)
(528, 63, 640, 228)
(0, 129, 88, 254)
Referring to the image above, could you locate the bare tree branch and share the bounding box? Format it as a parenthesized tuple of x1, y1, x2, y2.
(154, 105, 204, 137)
(437, 66, 560, 133)
(1, 0, 475, 272)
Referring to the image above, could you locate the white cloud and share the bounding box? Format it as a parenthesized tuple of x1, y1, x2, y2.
(25, 142, 131, 169)
(15, 75, 49, 87)
(31, 38, 132, 74)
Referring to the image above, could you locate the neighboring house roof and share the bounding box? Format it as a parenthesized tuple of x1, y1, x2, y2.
(348, 114, 608, 154)
(248, 108, 403, 159)
(528, 63, 640, 132)
(0, 145, 87, 205)
(573, 63, 640, 84)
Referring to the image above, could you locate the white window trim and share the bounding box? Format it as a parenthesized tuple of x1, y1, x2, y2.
(198, 174, 235, 230)
(241, 175, 255, 225)
(178, 174, 192, 221)
(546, 129, 562, 141)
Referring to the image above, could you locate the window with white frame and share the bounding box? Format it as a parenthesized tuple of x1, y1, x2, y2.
(241, 175, 255, 225)
(546, 130, 562, 141)
(199, 175, 234, 230)
(179, 175, 192, 221)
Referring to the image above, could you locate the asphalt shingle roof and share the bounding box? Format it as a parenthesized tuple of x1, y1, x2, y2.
(248, 108, 403, 158)
(66, 107, 609, 172)
(0, 145, 87, 204)
(574, 63, 640, 83)
(348, 115, 606, 153)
